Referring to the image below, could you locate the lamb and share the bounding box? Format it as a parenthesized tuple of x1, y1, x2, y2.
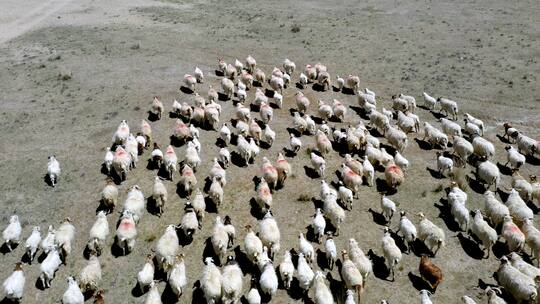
(419, 255, 443, 291)
(515, 132, 538, 156)
(422, 92, 437, 110)
(380, 195, 396, 223)
(505, 188, 533, 224)
(476, 160, 500, 191)
(62, 276, 84, 304)
(472, 136, 495, 160)
(179, 164, 197, 197)
(220, 256, 242, 303)
(392, 151, 409, 171)
(297, 253, 314, 295)
(142, 281, 161, 304)
(2, 263, 25, 301)
(55, 218, 75, 262)
(39, 248, 62, 288)
(79, 253, 101, 293)
(505, 146, 526, 170)
(384, 163, 405, 189)
(282, 58, 296, 75)
(384, 125, 408, 153)
(244, 225, 263, 263)
(260, 262, 278, 297)
(509, 252, 540, 279)
(496, 256, 537, 302)
(104, 147, 114, 174)
(112, 120, 130, 145)
(418, 213, 445, 256)
(423, 122, 448, 149)
(2, 215, 21, 252)
(502, 122, 518, 142)
(259, 211, 281, 259)
(470, 210, 497, 258)
(86, 211, 109, 256)
(381, 227, 402, 281)
(311, 152, 326, 178)
(341, 250, 364, 303)
(436, 97, 459, 120)
(115, 211, 137, 255)
(462, 114, 484, 136)
(397, 211, 417, 253)
(208, 176, 224, 208)
(47, 155, 61, 187)
(363, 156, 375, 187)
(452, 136, 474, 166)
(180, 204, 198, 238)
(312, 208, 326, 243)
(501, 215, 525, 252)
(314, 271, 334, 304)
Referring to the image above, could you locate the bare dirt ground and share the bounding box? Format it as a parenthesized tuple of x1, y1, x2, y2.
(0, 0, 539, 303)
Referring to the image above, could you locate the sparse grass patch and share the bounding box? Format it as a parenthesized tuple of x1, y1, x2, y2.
(145, 235, 156, 242)
(432, 184, 444, 193)
(297, 194, 311, 202)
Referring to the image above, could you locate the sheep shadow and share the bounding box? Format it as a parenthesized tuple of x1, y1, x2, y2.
(283, 147, 297, 158)
(217, 92, 230, 101)
(191, 281, 206, 304)
(430, 111, 446, 120)
(303, 166, 320, 179)
(147, 111, 160, 122)
(215, 138, 227, 148)
(284, 276, 305, 301)
(408, 272, 432, 292)
(349, 106, 369, 120)
(526, 154, 540, 166)
(496, 189, 510, 203)
(410, 239, 433, 257)
(0, 243, 17, 255)
(145, 196, 162, 217)
(100, 163, 110, 176)
(231, 151, 248, 168)
(496, 162, 514, 176)
(202, 237, 222, 266)
(426, 167, 445, 179)
(304, 224, 318, 243)
(169, 136, 187, 148)
(433, 201, 461, 232)
(326, 272, 346, 303)
(249, 198, 265, 220)
(367, 208, 388, 226)
(204, 196, 218, 214)
(286, 127, 302, 138)
(312, 83, 327, 92)
(146, 158, 160, 171)
(414, 138, 433, 151)
(260, 141, 272, 150)
(233, 246, 255, 275)
(375, 178, 397, 195)
(35, 277, 46, 290)
(249, 104, 260, 112)
(456, 233, 484, 260)
(342, 87, 355, 95)
(43, 174, 54, 187)
(295, 82, 305, 89)
(20, 251, 34, 264)
(390, 230, 409, 254)
(316, 248, 331, 270)
(176, 183, 191, 199)
(36, 251, 48, 263)
(180, 86, 194, 94)
(178, 229, 194, 247)
(110, 241, 130, 258)
(367, 249, 391, 280)
(161, 283, 180, 304)
(131, 282, 145, 298)
(492, 240, 510, 258)
(467, 176, 488, 194)
(311, 197, 324, 210)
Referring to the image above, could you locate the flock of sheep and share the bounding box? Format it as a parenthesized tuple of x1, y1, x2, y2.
(2, 54, 540, 304)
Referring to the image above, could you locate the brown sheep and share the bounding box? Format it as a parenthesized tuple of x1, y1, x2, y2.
(419, 255, 443, 291)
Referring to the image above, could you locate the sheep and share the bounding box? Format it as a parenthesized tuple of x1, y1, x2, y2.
(272, 153, 291, 188)
(391, 95, 409, 113)
(149, 144, 164, 170)
(483, 191, 510, 228)
(259, 262, 278, 298)
(165, 253, 187, 300)
(183, 74, 197, 92)
(397, 111, 416, 134)
(423, 122, 448, 149)
(391, 151, 409, 171)
(313, 271, 334, 304)
(210, 217, 228, 265)
(340, 250, 364, 303)
(184, 141, 201, 171)
(112, 120, 130, 145)
(103, 147, 114, 174)
(255, 178, 273, 213)
(136, 131, 147, 152)
(208, 176, 224, 208)
(397, 211, 417, 253)
(381, 227, 402, 281)
(316, 70, 331, 91)
(180, 203, 198, 238)
(55, 218, 75, 262)
(501, 215, 525, 252)
(341, 164, 362, 197)
(39, 248, 62, 288)
(502, 122, 518, 141)
(384, 125, 408, 153)
(369, 110, 390, 135)
(22, 226, 41, 263)
(292, 112, 307, 135)
(124, 133, 139, 168)
(308, 208, 327, 244)
(296, 253, 314, 295)
(470, 210, 497, 258)
(40, 225, 56, 255)
(512, 172, 533, 202)
(398, 93, 416, 112)
(261, 157, 278, 189)
(2, 263, 25, 302)
(122, 185, 145, 224)
(320, 235, 337, 272)
(139, 281, 161, 304)
(505, 146, 526, 170)
(506, 188, 533, 225)
(377, 195, 396, 224)
(419, 255, 443, 292)
(209, 158, 226, 187)
(111, 146, 131, 182)
(150, 96, 163, 120)
(298, 232, 314, 264)
(244, 224, 263, 263)
(384, 163, 405, 189)
(2, 215, 21, 252)
(484, 287, 506, 304)
(435, 151, 454, 178)
(322, 199, 345, 236)
(496, 256, 537, 302)
(311, 152, 326, 178)
(476, 160, 500, 191)
(149, 177, 168, 217)
(295, 91, 310, 114)
(62, 276, 84, 304)
(420, 289, 433, 304)
(86, 211, 109, 256)
(248, 120, 262, 144)
(515, 132, 538, 156)
(115, 210, 137, 255)
(471, 136, 495, 160)
(362, 156, 375, 187)
(339, 181, 354, 210)
(46, 155, 61, 187)
(201, 257, 222, 303)
(380, 147, 394, 166)
(436, 97, 459, 120)
(440, 117, 462, 138)
(259, 211, 281, 259)
(531, 175, 540, 205)
(79, 253, 101, 293)
(521, 218, 540, 266)
(219, 256, 242, 304)
(155, 225, 179, 273)
(236, 135, 252, 165)
(244, 279, 261, 304)
(509, 252, 540, 279)
(314, 130, 332, 155)
(423, 92, 437, 110)
(418, 213, 445, 256)
(218, 148, 230, 169)
(179, 164, 197, 197)
(452, 136, 474, 166)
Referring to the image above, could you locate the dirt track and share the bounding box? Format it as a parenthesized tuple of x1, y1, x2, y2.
(0, 0, 539, 303)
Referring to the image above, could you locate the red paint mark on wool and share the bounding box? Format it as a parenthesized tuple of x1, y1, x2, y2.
(388, 165, 402, 174)
(121, 220, 134, 230)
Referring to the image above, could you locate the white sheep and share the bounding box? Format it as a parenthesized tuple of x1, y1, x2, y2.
(112, 120, 130, 145)
(496, 256, 537, 302)
(86, 211, 109, 256)
(363, 156, 375, 187)
(55, 218, 75, 261)
(381, 227, 402, 281)
(482, 191, 508, 229)
(311, 152, 326, 178)
(246, 279, 261, 304)
(463, 113, 484, 135)
(104, 147, 114, 174)
(325, 235, 337, 271)
(332, 99, 347, 121)
(259, 262, 278, 297)
(437, 97, 459, 120)
(208, 176, 224, 208)
(221, 256, 243, 303)
(259, 211, 281, 259)
(79, 253, 101, 293)
(314, 271, 334, 304)
(521, 218, 540, 266)
(2, 215, 21, 252)
(501, 215, 525, 252)
(151, 177, 167, 216)
(324, 195, 346, 236)
(348, 238, 372, 283)
(418, 213, 445, 256)
(185, 141, 201, 171)
(2, 263, 25, 301)
(112, 146, 131, 181)
(440, 117, 462, 138)
(505, 146, 526, 170)
(422, 92, 437, 110)
(385, 125, 408, 153)
(275, 153, 291, 187)
(299, 233, 314, 264)
(436, 151, 454, 177)
(341, 250, 364, 303)
(116, 211, 137, 255)
(341, 164, 362, 198)
(452, 136, 473, 166)
(39, 248, 62, 288)
(155, 225, 179, 273)
(23, 226, 41, 263)
(261, 157, 278, 189)
(62, 276, 84, 304)
(144, 281, 162, 304)
(369, 110, 390, 135)
(420, 289, 433, 304)
(244, 224, 263, 263)
(168, 254, 187, 299)
(211, 217, 229, 264)
(99, 179, 118, 213)
(122, 185, 145, 224)
(472, 136, 495, 160)
(125, 133, 139, 168)
(506, 188, 533, 224)
(476, 160, 500, 191)
(470, 210, 496, 258)
(380, 195, 396, 223)
(423, 122, 448, 149)
(397, 211, 417, 253)
(47, 155, 61, 187)
(397, 111, 416, 134)
(449, 193, 469, 231)
(509, 252, 540, 279)
(178, 164, 196, 197)
(312, 208, 326, 244)
(201, 257, 222, 303)
(485, 287, 506, 304)
(339, 181, 354, 210)
(279, 250, 295, 289)
(515, 133, 538, 156)
(297, 253, 314, 295)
